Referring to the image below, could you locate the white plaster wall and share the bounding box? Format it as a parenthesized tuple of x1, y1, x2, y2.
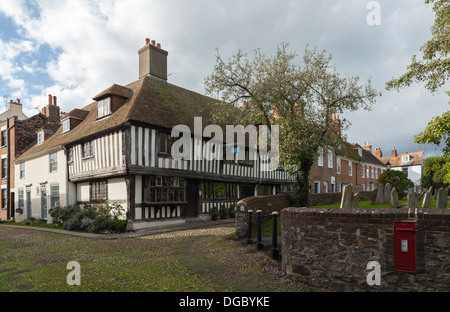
(14, 149, 73, 223)
(77, 182, 90, 202)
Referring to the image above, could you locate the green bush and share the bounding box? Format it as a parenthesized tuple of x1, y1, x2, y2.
(49, 200, 127, 234)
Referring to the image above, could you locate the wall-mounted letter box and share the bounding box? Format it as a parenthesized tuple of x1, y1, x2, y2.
(394, 222, 416, 273)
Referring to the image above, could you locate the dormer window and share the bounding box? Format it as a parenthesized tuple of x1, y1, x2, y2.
(37, 130, 44, 145)
(402, 155, 410, 162)
(97, 97, 111, 119)
(62, 119, 70, 133)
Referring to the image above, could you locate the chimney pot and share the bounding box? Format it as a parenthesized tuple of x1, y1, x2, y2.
(156, 43, 161, 48)
(151, 40, 156, 46)
(17, 99, 20, 104)
(53, 96, 57, 106)
(145, 38, 150, 45)
(48, 94, 52, 105)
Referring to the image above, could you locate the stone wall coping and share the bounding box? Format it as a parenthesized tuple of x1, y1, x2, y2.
(281, 207, 450, 221)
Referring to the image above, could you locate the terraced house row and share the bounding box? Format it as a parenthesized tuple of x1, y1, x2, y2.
(8, 39, 296, 230)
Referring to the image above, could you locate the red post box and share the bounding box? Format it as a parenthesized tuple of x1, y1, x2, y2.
(394, 222, 416, 273)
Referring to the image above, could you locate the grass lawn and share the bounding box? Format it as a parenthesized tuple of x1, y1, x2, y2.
(0, 225, 304, 292)
(313, 196, 439, 209)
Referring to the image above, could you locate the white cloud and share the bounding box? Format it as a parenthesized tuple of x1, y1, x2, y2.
(0, 0, 448, 158)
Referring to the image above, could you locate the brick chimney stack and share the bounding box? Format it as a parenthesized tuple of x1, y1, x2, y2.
(45, 94, 60, 123)
(362, 141, 372, 153)
(138, 37, 168, 81)
(374, 147, 383, 158)
(392, 146, 398, 157)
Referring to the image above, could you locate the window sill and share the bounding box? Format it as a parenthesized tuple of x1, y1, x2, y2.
(82, 156, 94, 160)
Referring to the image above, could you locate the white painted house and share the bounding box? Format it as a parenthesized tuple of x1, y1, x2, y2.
(375, 146, 424, 192)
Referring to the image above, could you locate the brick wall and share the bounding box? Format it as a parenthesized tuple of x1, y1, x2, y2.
(281, 207, 450, 291)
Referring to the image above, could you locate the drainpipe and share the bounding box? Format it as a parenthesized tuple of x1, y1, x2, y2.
(6, 117, 11, 220)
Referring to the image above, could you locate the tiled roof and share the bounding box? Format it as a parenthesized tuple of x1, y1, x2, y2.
(16, 76, 227, 161)
(337, 142, 385, 166)
(377, 151, 424, 167)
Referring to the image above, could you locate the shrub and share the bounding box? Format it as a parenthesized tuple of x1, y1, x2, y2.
(50, 200, 127, 234)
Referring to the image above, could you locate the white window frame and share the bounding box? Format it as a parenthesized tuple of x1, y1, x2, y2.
(327, 150, 333, 168)
(37, 130, 44, 145)
(20, 162, 25, 179)
(323, 181, 329, 193)
(83, 142, 94, 158)
(318, 148, 323, 167)
(49, 152, 58, 173)
(62, 118, 70, 133)
(337, 158, 341, 174)
(314, 181, 320, 194)
(362, 164, 365, 178)
(97, 97, 111, 119)
(349, 161, 353, 176)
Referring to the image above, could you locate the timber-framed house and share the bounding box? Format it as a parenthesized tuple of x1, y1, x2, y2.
(14, 39, 296, 229)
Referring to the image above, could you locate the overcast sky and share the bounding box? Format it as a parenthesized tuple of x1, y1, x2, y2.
(0, 0, 448, 159)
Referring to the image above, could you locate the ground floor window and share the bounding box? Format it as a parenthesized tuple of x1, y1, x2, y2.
(143, 176, 186, 203)
(91, 180, 107, 202)
(202, 181, 237, 200)
(257, 184, 272, 195)
(314, 181, 320, 194)
(1, 189, 6, 209)
(50, 184, 60, 208)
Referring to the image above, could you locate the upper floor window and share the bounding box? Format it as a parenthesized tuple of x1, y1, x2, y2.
(83, 142, 94, 158)
(362, 164, 365, 178)
(349, 161, 353, 176)
(68, 148, 73, 162)
(402, 155, 410, 162)
(49, 152, 58, 173)
(337, 158, 341, 174)
(62, 119, 71, 133)
(318, 148, 323, 167)
(37, 130, 44, 145)
(1, 130, 6, 146)
(1, 159, 6, 178)
(97, 97, 111, 119)
(159, 132, 173, 155)
(327, 150, 333, 168)
(20, 162, 25, 179)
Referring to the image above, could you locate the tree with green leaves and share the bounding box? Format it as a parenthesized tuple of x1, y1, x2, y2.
(386, 0, 450, 183)
(421, 156, 449, 189)
(378, 170, 414, 199)
(205, 43, 379, 206)
(385, 0, 449, 93)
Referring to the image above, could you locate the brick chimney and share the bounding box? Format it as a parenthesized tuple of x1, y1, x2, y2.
(362, 141, 372, 153)
(374, 147, 383, 158)
(45, 94, 60, 123)
(392, 146, 398, 157)
(138, 38, 168, 81)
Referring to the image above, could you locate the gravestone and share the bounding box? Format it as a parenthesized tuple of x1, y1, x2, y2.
(384, 183, 391, 204)
(351, 185, 360, 209)
(421, 186, 433, 209)
(407, 191, 419, 209)
(391, 187, 399, 208)
(436, 187, 448, 210)
(375, 184, 385, 204)
(340, 184, 353, 209)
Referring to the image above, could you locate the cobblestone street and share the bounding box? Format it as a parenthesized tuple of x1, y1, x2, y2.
(0, 223, 306, 292)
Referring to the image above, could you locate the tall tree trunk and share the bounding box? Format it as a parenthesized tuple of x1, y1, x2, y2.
(293, 155, 315, 207)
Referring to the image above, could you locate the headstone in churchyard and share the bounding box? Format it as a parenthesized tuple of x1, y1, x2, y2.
(375, 184, 384, 204)
(384, 183, 391, 204)
(436, 187, 448, 210)
(421, 186, 433, 209)
(340, 184, 353, 209)
(391, 187, 399, 208)
(351, 185, 360, 209)
(407, 191, 419, 209)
